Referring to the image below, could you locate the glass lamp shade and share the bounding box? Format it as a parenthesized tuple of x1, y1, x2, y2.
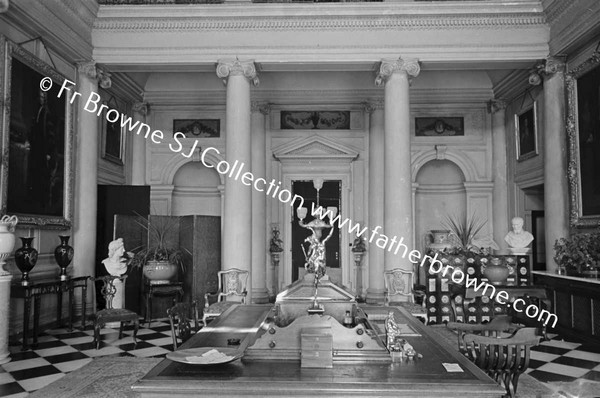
(327, 207, 338, 220)
(297, 207, 308, 220)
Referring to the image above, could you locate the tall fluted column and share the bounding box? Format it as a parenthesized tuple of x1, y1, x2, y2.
(73, 62, 106, 311)
(489, 99, 509, 251)
(131, 102, 148, 185)
(216, 60, 258, 300)
(541, 57, 569, 273)
(376, 58, 420, 274)
(251, 101, 269, 303)
(365, 100, 385, 304)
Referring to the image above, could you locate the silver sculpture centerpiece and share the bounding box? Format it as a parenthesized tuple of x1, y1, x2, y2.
(297, 206, 336, 314)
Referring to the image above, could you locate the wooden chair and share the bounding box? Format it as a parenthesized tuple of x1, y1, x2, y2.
(447, 315, 521, 359)
(203, 268, 248, 326)
(463, 327, 541, 398)
(167, 301, 200, 350)
(383, 268, 427, 321)
(92, 275, 139, 349)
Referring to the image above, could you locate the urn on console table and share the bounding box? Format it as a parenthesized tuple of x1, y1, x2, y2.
(54, 235, 74, 281)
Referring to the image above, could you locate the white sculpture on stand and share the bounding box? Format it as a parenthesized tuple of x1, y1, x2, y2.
(101, 238, 131, 317)
(504, 217, 534, 254)
(102, 238, 129, 276)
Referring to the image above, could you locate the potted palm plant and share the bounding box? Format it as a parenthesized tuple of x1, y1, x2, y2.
(129, 215, 187, 284)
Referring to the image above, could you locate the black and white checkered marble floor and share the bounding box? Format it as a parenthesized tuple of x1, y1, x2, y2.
(0, 321, 174, 397)
(1, 323, 599, 397)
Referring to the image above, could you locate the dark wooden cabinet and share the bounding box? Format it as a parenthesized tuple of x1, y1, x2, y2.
(424, 253, 532, 325)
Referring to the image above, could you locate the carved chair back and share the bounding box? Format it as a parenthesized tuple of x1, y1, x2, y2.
(167, 301, 199, 350)
(463, 327, 540, 398)
(383, 268, 415, 305)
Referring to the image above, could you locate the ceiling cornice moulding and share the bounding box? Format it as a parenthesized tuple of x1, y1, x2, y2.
(94, 14, 546, 33)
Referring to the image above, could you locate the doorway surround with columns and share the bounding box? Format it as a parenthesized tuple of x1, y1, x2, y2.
(272, 135, 360, 291)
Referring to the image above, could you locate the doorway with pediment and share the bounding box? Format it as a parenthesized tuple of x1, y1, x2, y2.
(272, 135, 361, 293)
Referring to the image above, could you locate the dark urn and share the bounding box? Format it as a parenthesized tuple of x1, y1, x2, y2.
(14, 237, 39, 285)
(54, 235, 74, 280)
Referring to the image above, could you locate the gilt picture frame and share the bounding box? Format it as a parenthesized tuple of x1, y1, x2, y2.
(515, 102, 538, 161)
(566, 52, 600, 228)
(0, 36, 74, 228)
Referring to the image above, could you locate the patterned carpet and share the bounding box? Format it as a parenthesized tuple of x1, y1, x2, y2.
(28, 357, 160, 398)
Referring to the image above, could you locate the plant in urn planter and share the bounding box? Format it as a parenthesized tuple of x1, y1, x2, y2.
(0, 215, 18, 276)
(129, 216, 187, 285)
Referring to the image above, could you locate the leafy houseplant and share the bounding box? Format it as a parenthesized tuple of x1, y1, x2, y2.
(553, 232, 600, 276)
(129, 215, 187, 283)
(442, 212, 488, 255)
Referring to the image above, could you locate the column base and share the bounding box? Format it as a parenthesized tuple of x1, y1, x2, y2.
(365, 289, 385, 305)
(251, 289, 270, 304)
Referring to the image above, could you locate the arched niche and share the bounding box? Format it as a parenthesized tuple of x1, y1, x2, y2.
(171, 162, 221, 216)
(414, 159, 467, 256)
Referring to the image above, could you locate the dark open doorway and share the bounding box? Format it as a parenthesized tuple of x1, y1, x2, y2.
(291, 180, 341, 282)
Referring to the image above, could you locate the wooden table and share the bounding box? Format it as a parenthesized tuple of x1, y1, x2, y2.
(11, 276, 89, 350)
(133, 304, 504, 397)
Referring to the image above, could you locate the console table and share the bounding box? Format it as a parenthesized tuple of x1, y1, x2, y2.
(11, 276, 90, 350)
(533, 271, 600, 344)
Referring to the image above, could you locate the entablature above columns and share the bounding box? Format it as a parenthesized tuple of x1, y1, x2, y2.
(93, 3, 548, 68)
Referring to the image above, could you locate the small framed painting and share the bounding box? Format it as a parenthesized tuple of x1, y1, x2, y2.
(173, 119, 220, 138)
(515, 103, 538, 161)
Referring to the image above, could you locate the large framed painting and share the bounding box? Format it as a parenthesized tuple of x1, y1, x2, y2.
(566, 52, 600, 228)
(101, 96, 125, 164)
(0, 36, 74, 228)
(515, 103, 538, 161)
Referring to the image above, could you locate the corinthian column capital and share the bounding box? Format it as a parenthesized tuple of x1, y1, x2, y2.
(487, 99, 507, 114)
(363, 99, 384, 114)
(529, 56, 566, 85)
(375, 58, 420, 86)
(251, 101, 271, 115)
(0, 0, 9, 13)
(216, 59, 259, 86)
(76, 61, 111, 88)
(132, 102, 149, 116)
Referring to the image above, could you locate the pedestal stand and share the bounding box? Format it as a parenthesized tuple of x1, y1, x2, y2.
(353, 251, 365, 301)
(269, 252, 281, 299)
(0, 274, 12, 364)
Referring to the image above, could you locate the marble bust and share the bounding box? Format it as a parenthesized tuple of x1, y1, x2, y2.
(504, 217, 534, 249)
(102, 238, 128, 276)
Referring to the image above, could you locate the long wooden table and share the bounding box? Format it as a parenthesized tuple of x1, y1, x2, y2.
(132, 304, 504, 397)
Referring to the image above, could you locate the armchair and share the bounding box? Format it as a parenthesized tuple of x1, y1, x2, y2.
(463, 327, 541, 398)
(383, 268, 426, 321)
(202, 268, 248, 326)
